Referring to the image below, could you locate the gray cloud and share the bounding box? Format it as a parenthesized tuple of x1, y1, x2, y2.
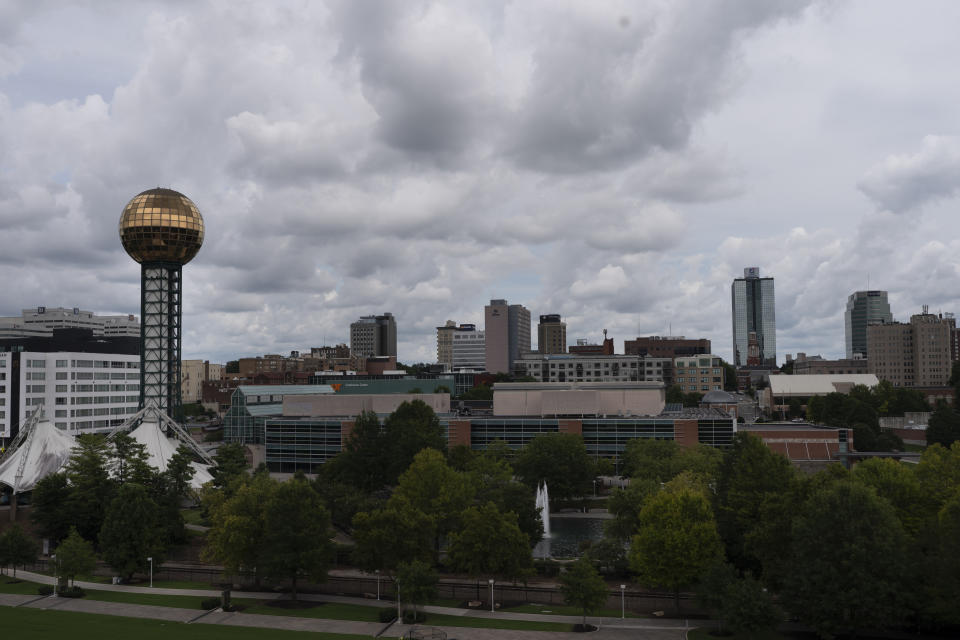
(858, 135, 960, 213)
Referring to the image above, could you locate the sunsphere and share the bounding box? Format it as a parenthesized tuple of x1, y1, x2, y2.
(118, 187, 204, 264)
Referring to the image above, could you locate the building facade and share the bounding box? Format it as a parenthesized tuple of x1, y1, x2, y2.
(731, 267, 776, 366)
(485, 299, 531, 374)
(845, 290, 892, 359)
(350, 313, 397, 358)
(867, 307, 952, 388)
(0, 306, 139, 339)
(181, 359, 224, 404)
(537, 314, 567, 354)
(436, 320, 457, 367)
(624, 336, 711, 359)
(452, 325, 485, 371)
(673, 355, 725, 393)
(0, 329, 140, 439)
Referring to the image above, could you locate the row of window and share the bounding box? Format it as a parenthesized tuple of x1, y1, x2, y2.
(27, 360, 137, 369)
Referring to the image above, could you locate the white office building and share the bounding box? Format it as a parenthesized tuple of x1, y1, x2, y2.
(452, 325, 486, 371)
(0, 307, 139, 339)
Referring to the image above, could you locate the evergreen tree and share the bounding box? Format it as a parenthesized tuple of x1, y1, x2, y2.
(98, 483, 165, 581)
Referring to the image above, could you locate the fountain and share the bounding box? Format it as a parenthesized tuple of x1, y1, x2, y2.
(535, 481, 551, 538)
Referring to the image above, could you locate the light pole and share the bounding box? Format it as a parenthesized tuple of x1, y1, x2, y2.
(620, 584, 626, 619)
(376, 570, 380, 601)
(147, 557, 153, 588)
(488, 579, 494, 613)
(593, 479, 597, 497)
(51, 554, 57, 596)
(396, 579, 401, 622)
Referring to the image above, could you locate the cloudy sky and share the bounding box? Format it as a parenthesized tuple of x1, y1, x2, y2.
(2, 0, 960, 365)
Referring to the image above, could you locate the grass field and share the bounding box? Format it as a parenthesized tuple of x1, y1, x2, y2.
(504, 602, 643, 618)
(416, 612, 573, 631)
(0, 607, 385, 640)
(0, 577, 45, 594)
(688, 628, 793, 640)
(239, 600, 383, 621)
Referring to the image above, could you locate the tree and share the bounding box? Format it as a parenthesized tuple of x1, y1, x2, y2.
(211, 442, 249, 491)
(65, 434, 115, 541)
(98, 483, 165, 581)
(433, 385, 451, 395)
(782, 481, 910, 638)
(203, 472, 276, 588)
(30, 471, 73, 544)
(665, 385, 684, 405)
(352, 497, 435, 574)
(722, 573, 783, 636)
(787, 398, 803, 419)
(111, 432, 155, 486)
(392, 449, 475, 561)
(0, 525, 38, 578)
(514, 433, 594, 501)
(629, 488, 723, 611)
(396, 559, 437, 619)
(850, 457, 929, 536)
(447, 502, 533, 587)
(382, 400, 447, 482)
(323, 411, 389, 491)
(54, 527, 97, 587)
(459, 384, 493, 401)
(559, 557, 609, 628)
(262, 474, 333, 600)
(715, 432, 796, 575)
(927, 404, 960, 448)
(621, 439, 682, 482)
(604, 478, 659, 541)
(722, 361, 738, 392)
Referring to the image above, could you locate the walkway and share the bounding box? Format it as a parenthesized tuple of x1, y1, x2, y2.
(5, 570, 694, 639)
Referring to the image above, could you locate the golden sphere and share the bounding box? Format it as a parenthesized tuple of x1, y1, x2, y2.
(118, 188, 204, 264)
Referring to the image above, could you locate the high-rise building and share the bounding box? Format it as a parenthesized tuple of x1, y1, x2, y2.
(731, 267, 776, 367)
(452, 324, 485, 371)
(350, 313, 397, 358)
(484, 299, 530, 374)
(867, 306, 951, 388)
(119, 188, 204, 421)
(845, 291, 892, 359)
(0, 328, 140, 438)
(0, 307, 139, 339)
(436, 320, 457, 367)
(537, 314, 566, 354)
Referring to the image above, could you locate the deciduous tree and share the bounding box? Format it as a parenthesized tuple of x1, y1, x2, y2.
(0, 525, 38, 577)
(98, 483, 165, 581)
(559, 557, 609, 628)
(629, 488, 722, 611)
(447, 502, 533, 585)
(396, 559, 437, 618)
(54, 527, 97, 586)
(262, 474, 333, 600)
(514, 433, 594, 501)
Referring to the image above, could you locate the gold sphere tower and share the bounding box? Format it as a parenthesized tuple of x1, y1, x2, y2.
(119, 188, 204, 421)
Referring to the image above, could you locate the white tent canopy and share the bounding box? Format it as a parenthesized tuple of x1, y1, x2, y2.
(129, 418, 213, 490)
(0, 418, 75, 493)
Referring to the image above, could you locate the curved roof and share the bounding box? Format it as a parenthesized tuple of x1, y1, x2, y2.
(130, 419, 213, 489)
(0, 419, 75, 493)
(701, 390, 736, 404)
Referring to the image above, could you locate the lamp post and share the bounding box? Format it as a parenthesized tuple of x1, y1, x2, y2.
(396, 579, 401, 622)
(593, 479, 597, 497)
(488, 579, 494, 613)
(620, 584, 626, 619)
(51, 554, 57, 596)
(376, 570, 380, 601)
(147, 557, 153, 588)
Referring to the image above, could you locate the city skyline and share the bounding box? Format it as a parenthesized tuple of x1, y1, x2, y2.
(3, 2, 960, 365)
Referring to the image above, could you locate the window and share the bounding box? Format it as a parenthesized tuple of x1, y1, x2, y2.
(56, 360, 68, 367)
(56, 372, 67, 380)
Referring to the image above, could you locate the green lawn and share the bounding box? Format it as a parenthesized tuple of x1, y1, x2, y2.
(504, 602, 643, 618)
(418, 612, 573, 631)
(0, 607, 385, 640)
(0, 577, 46, 594)
(688, 628, 793, 640)
(239, 600, 383, 622)
(82, 589, 219, 610)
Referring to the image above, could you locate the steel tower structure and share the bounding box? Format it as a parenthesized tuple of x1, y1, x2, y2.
(118, 188, 204, 422)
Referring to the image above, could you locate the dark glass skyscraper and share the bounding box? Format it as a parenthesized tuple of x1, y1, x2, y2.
(845, 290, 892, 359)
(731, 267, 776, 367)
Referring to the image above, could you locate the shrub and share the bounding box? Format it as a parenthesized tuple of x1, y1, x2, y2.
(37, 585, 54, 596)
(200, 597, 221, 610)
(58, 586, 85, 598)
(402, 609, 427, 624)
(378, 607, 398, 623)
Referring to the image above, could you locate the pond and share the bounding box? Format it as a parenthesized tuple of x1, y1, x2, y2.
(532, 517, 606, 559)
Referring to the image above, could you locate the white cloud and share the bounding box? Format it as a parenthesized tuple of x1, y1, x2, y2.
(858, 135, 960, 213)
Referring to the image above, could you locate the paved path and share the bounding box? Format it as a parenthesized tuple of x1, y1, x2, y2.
(7, 570, 694, 639)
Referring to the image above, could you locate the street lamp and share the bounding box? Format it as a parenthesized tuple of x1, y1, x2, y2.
(147, 557, 153, 588)
(375, 570, 380, 601)
(488, 579, 494, 613)
(396, 579, 401, 622)
(592, 479, 597, 497)
(50, 554, 57, 596)
(620, 584, 626, 619)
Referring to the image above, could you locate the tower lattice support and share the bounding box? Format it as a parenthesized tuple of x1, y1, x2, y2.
(140, 262, 183, 421)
